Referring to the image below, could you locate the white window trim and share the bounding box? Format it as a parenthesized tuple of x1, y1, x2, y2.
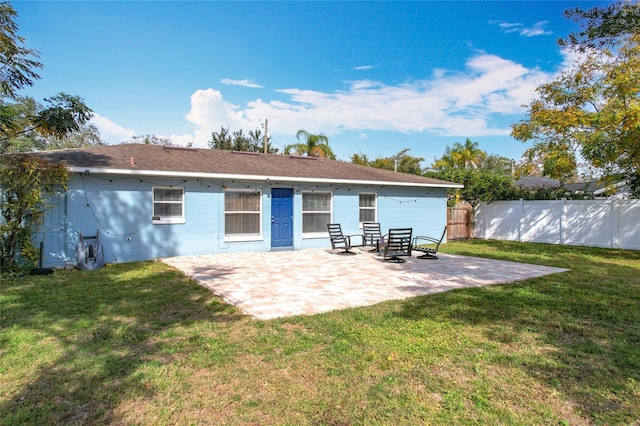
(359, 192, 377, 227)
(152, 186, 185, 225)
(302, 190, 333, 238)
(224, 188, 263, 242)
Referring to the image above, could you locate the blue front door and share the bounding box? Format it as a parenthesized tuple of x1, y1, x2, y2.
(271, 188, 293, 248)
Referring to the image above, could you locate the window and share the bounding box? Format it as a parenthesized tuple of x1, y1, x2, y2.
(359, 193, 377, 225)
(152, 187, 184, 224)
(302, 191, 332, 235)
(225, 189, 261, 240)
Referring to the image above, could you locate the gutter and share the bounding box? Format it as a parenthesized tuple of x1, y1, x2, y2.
(67, 167, 464, 189)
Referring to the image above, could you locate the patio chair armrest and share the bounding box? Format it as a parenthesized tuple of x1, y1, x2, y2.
(347, 234, 364, 246)
(413, 236, 440, 245)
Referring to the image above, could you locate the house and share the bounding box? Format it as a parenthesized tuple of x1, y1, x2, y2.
(29, 144, 462, 268)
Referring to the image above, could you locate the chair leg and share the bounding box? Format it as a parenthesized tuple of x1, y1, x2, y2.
(338, 246, 356, 255)
(416, 252, 438, 259)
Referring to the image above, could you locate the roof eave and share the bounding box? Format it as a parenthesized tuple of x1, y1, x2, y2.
(68, 167, 464, 189)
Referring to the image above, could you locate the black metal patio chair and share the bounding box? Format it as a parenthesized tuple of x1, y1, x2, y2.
(362, 222, 382, 252)
(412, 226, 446, 259)
(327, 223, 359, 255)
(379, 228, 413, 262)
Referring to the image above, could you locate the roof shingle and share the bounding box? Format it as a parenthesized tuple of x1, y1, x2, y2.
(28, 144, 461, 188)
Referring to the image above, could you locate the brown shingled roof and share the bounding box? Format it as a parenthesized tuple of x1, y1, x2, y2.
(28, 144, 461, 188)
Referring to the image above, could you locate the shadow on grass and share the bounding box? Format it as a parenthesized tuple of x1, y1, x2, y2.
(396, 241, 640, 423)
(0, 261, 244, 424)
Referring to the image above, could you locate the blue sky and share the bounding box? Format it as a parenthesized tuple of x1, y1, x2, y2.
(15, 1, 608, 165)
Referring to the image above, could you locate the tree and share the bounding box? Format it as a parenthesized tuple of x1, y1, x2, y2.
(432, 138, 487, 169)
(0, 155, 68, 271)
(0, 2, 42, 100)
(558, 1, 640, 52)
(480, 153, 514, 175)
(125, 134, 176, 147)
(284, 129, 336, 159)
(0, 2, 92, 269)
(351, 148, 425, 175)
(512, 1, 640, 195)
(371, 148, 424, 174)
(209, 126, 254, 151)
(427, 168, 517, 206)
(1, 93, 93, 153)
(208, 126, 277, 153)
(350, 152, 370, 166)
(1, 96, 102, 152)
(0, 3, 93, 151)
(425, 168, 576, 207)
(248, 127, 278, 153)
(0, 95, 37, 151)
(48, 122, 104, 149)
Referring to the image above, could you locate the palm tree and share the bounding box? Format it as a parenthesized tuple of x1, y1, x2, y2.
(350, 152, 370, 166)
(284, 129, 336, 159)
(433, 138, 486, 169)
(433, 146, 457, 169)
(452, 138, 486, 169)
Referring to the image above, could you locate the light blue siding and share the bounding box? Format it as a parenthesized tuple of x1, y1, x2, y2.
(40, 173, 449, 267)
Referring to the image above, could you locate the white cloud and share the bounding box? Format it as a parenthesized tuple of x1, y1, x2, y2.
(491, 20, 552, 37)
(184, 53, 554, 143)
(220, 78, 263, 88)
(91, 113, 136, 144)
(521, 21, 553, 37)
(184, 88, 257, 148)
(92, 113, 196, 147)
(169, 133, 196, 146)
(352, 65, 377, 71)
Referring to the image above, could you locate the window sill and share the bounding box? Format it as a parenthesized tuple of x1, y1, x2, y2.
(152, 218, 185, 225)
(224, 235, 263, 242)
(302, 233, 329, 239)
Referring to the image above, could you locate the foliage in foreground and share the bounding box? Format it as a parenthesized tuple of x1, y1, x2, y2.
(512, 1, 640, 195)
(0, 155, 68, 271)
(1, 242, 638, 425)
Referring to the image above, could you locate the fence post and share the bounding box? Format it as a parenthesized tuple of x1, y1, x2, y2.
(611, 199, 618, 249)
(518, 198, 524, 242)
(560, 198, 566, 245)
(469, 203, 475, 239)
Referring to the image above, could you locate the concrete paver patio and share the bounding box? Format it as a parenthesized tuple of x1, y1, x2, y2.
(162, 248, 568, 320)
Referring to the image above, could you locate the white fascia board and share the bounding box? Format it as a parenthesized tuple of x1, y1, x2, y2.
(67, 167, 464, 189)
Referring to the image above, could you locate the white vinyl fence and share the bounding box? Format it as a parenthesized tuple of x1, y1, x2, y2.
(475, 199, 640, 250)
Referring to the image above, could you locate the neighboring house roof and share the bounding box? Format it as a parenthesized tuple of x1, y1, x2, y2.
(515, 178, 631, 198)
(514, 176, 561, 189)
(564, 181, 606, 194)
(27, 144, 462, 189)
(563, 181, 630, 198)
(592, 181, 630, 199)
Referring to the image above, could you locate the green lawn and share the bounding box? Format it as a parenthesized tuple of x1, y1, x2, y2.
(1, 240, 639, 425)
